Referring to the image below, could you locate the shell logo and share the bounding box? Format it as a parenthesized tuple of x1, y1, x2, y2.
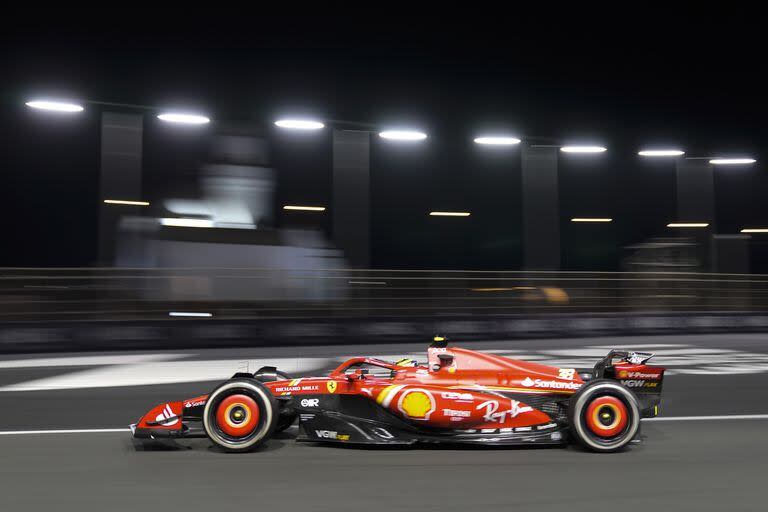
(397, 389, 435, 420)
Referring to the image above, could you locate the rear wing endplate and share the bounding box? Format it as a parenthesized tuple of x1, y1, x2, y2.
(593, 350, 655, 378)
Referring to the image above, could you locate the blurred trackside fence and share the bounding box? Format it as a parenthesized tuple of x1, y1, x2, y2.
(1, 268, 768, 352)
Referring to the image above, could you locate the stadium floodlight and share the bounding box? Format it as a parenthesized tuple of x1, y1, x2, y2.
(667, 223, 709, 228)
(103, 199, 150, 206)
(429, 211, 471, 217)
(474, 136, 521, 145)
(560, 146, 607, 153)
(709, 158, 756, 165)
(638, 149, 685, 157)
(25, 100, 84, 113)
(160, 218, 214, 228)
(571, 218, 613, 222)
(157, 113, 210, 124)
(283, 205, 326, 211)
(379, 130, 427, 141)
(275, 119, 325, 130)
(741, 228, 768, 233)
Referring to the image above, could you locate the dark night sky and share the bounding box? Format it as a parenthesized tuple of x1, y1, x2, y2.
(1, 8, 766, 269)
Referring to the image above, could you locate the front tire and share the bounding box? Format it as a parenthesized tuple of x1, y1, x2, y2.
(568, 379, 640, 453)
(203, 378, 278, 452)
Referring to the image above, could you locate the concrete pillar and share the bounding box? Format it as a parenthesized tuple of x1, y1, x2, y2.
(676, 159, 714, 224)
(98, 112, 144, 264)
(521, 146, 560, 269)
(332, 129, 370, 267)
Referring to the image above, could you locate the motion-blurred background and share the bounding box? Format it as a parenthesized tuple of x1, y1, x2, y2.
(2, 9, 768, 512)
(2, 10, 768, 352)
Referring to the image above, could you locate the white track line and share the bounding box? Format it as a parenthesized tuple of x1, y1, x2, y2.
(0, 428, 130, 436)
(644, 414, 768, 422)
(1, 415, 767, 436)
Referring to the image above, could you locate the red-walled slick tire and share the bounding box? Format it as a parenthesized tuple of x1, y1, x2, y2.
(203, 378, 278, 452)
(568, 379, 640, 453)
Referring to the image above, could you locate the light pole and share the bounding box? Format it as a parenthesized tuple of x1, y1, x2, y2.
(275, 118, 429, 268)
(26, 98, 210, 263)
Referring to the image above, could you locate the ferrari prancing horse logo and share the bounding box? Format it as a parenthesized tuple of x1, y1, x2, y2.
(326, 380, 338, 393)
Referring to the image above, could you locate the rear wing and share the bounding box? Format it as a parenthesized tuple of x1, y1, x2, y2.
(593, 350, 655, 378)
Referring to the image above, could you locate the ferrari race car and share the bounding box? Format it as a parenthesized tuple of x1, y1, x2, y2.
(131, 338, 665, 453)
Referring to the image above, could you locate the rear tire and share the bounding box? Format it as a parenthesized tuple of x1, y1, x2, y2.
(568, 379, 640, 453)
(203, 378, 278, 452)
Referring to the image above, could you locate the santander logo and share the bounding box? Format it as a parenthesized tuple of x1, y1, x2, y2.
(520, 376, 581, 391)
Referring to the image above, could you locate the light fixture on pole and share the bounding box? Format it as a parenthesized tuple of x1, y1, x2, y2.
(474, 136, 521, 146)
(638, 149, 685, 157)
(560, 145, 607, 153)
(157, 113, 210, 125)
(275, 119, 325, 130)
(379, 130, 427, 141)
(25, 100, 84, 113)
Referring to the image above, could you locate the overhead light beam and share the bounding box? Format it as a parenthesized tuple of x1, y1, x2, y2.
(638, 149, 685, 157)
(474, 136, 521, 145)
(379, 130, 427, 141)
(275, 119, 325, 130)
(25, 100, 84, 113)
(560, 146, 607, 153)
(103, 199, 150, 206)
(709, 158, 756, 165)
(157, 113, 210, 124)
(429, 211, 471, 217)
(667, 223, 709, 228)
(283, 205, 326, 211)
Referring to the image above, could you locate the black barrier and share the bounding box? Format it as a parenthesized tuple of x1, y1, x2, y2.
(1, 312, 767, 353)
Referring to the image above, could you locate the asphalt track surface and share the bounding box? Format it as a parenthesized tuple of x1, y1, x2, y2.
(1, 334, 767, 511)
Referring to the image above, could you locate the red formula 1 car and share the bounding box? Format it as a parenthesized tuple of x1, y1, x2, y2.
(131, 338, 665, 453)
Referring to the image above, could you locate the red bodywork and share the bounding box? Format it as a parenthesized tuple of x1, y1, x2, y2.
(134, 344, 664, 437)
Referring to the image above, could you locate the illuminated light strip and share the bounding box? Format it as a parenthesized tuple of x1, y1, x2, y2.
(283, 205, 326, 211)
(571, 218, 613, 223)
(667, 223, 709, 228)
(103, 199, 150, 206)
(741, 228, 768, 233)
(560, 146, 607, 153)
(709, 158, 756, 165)
(638, 149, 685, 157)
(157, 113, 210, 124)
(275, 119, 325, 130)
(429, 211, 471, 217)
(25, 100, 84, 112)
(474, 136, 521, 145)
(168, 312, 213, 318)
(379, 130, 427, 141)
(160, 218, 214, 228)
